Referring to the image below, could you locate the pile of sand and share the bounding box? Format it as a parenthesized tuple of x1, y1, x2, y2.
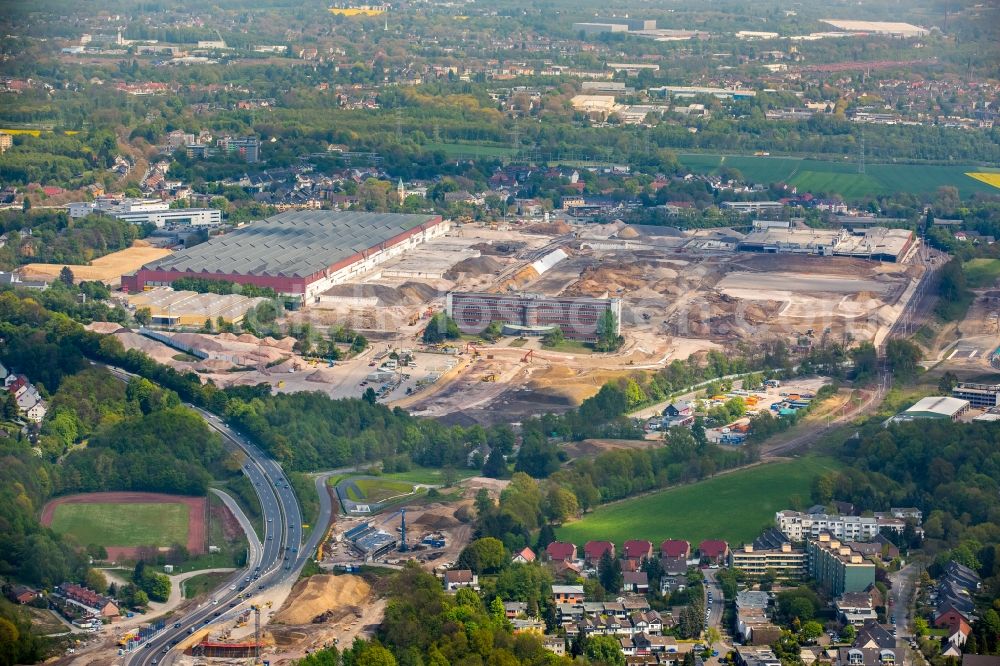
(323, 282, 441, 306)
(444, 256, 504, 279)
(86, 321, 128, 334)
(273, 575, 370, 626)
(526, 220, 571, 235)
(499, 265, 540, 291)
(111, 331, 179, 364)
(306, 368, 339, 383)
(412, 505, 462, 530)
(617, 226, 640, 239)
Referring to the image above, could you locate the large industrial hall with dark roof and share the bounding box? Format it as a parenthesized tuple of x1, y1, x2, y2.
(122, 211, 448, 300)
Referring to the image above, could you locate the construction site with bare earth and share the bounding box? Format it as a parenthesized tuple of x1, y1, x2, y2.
(91, 217, 928, 425)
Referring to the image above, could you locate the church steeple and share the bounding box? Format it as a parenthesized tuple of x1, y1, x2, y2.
(397, 178, 405, 202)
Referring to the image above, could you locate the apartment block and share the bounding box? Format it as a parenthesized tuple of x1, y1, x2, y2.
(808, 533, 876, 595)
(776, 510, 906, 542)
(729, 542, 807, 580)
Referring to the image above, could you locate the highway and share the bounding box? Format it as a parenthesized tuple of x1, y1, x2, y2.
(103, 366, 306, 666)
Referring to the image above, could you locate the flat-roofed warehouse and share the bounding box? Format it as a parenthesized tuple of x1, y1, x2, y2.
(738, 226, 914, 262)
(122, 211, 448, 301)
(127, 287, 268, 327)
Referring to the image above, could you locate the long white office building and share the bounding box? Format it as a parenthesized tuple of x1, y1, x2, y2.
(67, 197, 221, 228)
(776, 510, 906, 542)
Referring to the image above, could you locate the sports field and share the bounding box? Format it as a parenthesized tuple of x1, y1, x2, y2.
(425, 142, 518, 158)
(677, 153, 1000, 199)
(41, 491, 207, 559)
(49, 502, 190, 547)
(556, 456, 841, 547)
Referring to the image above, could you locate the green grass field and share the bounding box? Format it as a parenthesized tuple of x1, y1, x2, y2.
(964, 258, 1000, 288)
(425, 142, 518, 158)
(555, 456, 841, 547)
(677, 153, 1000, 199)
(50, 502, 190, 547)
(349, 478, 418, 503)
(378, 466, 477, 486)
(182, 571, 229, 599)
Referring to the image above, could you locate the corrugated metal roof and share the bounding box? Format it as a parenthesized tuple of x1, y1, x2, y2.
(143, 211, 439, 278)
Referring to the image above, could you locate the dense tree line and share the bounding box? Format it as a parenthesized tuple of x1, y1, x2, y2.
(375, 562, 572, 665)
(819, 419, 1000, 591)
(0, 210, 149, 271)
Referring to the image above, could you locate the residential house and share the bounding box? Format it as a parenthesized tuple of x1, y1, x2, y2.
(585, 540, 616, 566)
(546, 541, 578, 563)
(663, 401, 693, 418)
(699, 540, 730, 565)
(7, 585, 37, 604)
(962, 656, 1000, 666)
(936, 607, 974, 632)
(512, 617, 545, 634)
(624, 540, 654, 563)
(630, 610, 663, 635)
(660, 540, 691, 561)
(504, 601, 528, 619)
(57, 583, 119, 618)
(619, 632, 677, 656)
(736, 645, 783, 666)
(735, 590, 770, 611)
(443, 569, 479, 591)
(552, 585, 585, 604)
(837, 592, 878, 625)
(623, 571, 649, 594)
(542, 635, 566, 656)
(939, 613, 972, 649)
(935, 560, 980, 621)
(853, 621, 896, 650)
(512, 547, 536, 564)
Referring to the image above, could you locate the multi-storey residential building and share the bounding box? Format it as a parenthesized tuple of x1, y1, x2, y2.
(808, 533, 877, 595)
(445, 292, 621, 341)
(218, 136, 260, 163)
(729, 542, 807, 580)
(776, 510, 907, 541)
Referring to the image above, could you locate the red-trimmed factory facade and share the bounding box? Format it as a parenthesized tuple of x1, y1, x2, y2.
(121, 211, 448, 301)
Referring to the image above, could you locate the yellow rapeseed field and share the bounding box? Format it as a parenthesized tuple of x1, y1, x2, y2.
(967, 172, 1000, 190)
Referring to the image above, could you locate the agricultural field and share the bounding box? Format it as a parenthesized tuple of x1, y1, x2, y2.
(48, 502, 190, 548)
(963, 258, 1000, 288)
(20, 243, 172, 284)
(968, 172, 1000, 191)
(677, 153, 1000, 199)
(555, 456, 841, 546)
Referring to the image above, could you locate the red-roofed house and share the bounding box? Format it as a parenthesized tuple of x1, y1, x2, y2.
(584, 540, 615, 565)
(660, 540, 691, 560)
(623, 540, 654, 562)
(512, 546, 536, 564)
(699, 540, 729, 565)
(58, 583, 119, 618)
(546, 541, 577, 563)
